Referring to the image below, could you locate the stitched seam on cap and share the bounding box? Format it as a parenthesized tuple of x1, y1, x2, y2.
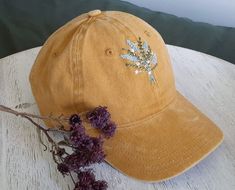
(80, 18, 96, 112)
(71, 18, 89, 113)
(73, 16, 98, 112)
(118, 94, 176, 129)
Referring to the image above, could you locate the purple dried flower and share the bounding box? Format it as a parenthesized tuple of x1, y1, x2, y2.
(74, 170, 95, 190)
(70, 114, 82, 126)
(70, 123, 85, 132)
(73, 136, 106, 165)
(86, 106, 110, 129)
(78, 170, 95, 181)
(64, 153, 89, 171)
(92, 180, 108, 190)
(101, 121, 116, 138)
(70, 129, 93, 150)
(58, 109, 115, 190)
(79, 136, 95, 150)
(70, 128, 86, 145)
(69, 114, 83, 132)
(62, 136, 105, 172)
(88, 137, 106, 164)
(57, 163, 69, 175)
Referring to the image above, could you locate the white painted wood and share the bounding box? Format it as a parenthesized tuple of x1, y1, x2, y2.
(0, 45, 235, 190)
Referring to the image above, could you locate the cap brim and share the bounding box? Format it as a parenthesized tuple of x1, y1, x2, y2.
(87, 91, 223, 182)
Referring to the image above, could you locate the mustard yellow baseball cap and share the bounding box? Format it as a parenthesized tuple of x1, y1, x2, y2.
(29, 10, 223, 182)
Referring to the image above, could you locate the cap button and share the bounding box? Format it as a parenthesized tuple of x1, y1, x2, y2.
(88, 10, 101, 17)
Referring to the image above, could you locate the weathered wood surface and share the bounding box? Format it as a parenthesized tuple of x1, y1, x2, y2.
(0, 45, 235, 190)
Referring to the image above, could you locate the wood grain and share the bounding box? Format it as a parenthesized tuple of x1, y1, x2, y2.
(0, 45, 235, 190)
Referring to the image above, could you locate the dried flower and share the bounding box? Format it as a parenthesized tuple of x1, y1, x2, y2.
(86, 106, 116, 138)
(92, 180, 108, 190)
(74, 170, 94, 190)
(88, 137, 106, 164)
(70, 114, 82, 126)
(74, 170, 107, 190)
(101, 121, 117, 138)
(0, 105, 114, 190)
(63, 153, 85, 172)
(57, 163, 69, 175)
(69, 114, 83, 132)
(69, 128, 86, 145)
(65, 136, 105, 169)
(86, 106, 110, 129)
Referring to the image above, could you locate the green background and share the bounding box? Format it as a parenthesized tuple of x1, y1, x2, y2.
(0, 0, 235, 64)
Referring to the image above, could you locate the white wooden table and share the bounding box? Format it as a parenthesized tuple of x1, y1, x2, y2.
(0, 45, 235, 190)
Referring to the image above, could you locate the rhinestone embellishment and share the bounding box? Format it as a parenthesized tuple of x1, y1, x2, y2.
(120, 37, 158, 84)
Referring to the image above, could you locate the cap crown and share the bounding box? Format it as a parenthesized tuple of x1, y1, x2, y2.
(29, 11, 176, 128)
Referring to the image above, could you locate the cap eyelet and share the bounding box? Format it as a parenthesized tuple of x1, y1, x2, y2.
(105, 48, 114, 56)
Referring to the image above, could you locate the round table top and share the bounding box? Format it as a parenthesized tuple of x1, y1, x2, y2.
(0, 45, 235, 190)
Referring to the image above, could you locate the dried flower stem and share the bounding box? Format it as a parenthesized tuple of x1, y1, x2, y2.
(0, 104, 75, 184)
(0, 105, 56, 143)
(0, 104, 114, 190)
(0, 104, 69, 123)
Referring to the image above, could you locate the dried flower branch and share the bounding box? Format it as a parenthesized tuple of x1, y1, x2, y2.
(0, 105, 116, 190)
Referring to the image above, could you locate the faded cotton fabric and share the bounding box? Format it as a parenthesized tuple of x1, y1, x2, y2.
(29, 11, 223, 182)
